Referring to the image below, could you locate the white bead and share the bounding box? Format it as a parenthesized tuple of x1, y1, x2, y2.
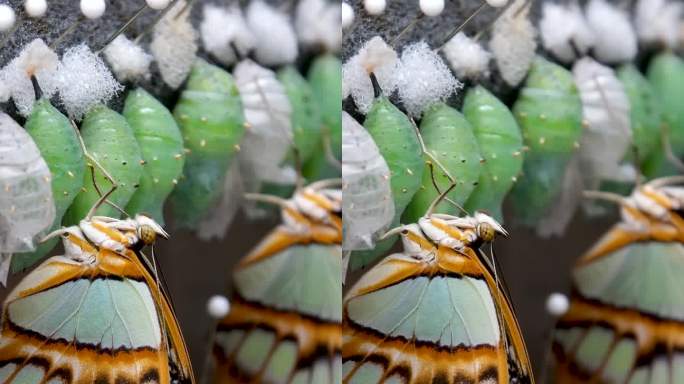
(207, 294, 231, 319)
(145, 0, 170, 10)
(25, 0, 47, 18)
(0, 4, 15, 32)
(80, 0, 105, 19)
(419, 0, 444, 16)
(546, 292, 569, 316)
(364, 0, 386, 15)
(342, 2, 354, 28)
(486, 0, 508, 7)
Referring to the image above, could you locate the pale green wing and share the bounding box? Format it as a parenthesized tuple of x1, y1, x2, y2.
(234, 243, 342, 322)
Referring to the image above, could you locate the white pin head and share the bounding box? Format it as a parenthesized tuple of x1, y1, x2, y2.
(342, 2, 354, 28)
(486, 0, 508, 7)
(80, 0, 105, 19)
(419, 0, 444, 17)
(25, 0, 48, 18)
(146, 0, 170, 10)
(0, 4, 16, 31)
(207, 295, 231, 319)
(546, 292, 569, 316)
(364, 0, 386, 15)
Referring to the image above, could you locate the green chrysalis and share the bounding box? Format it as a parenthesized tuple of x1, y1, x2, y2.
(403, 102, 482, 223)
(123, 88, 185, 225)
(169, 59, 245, 229)
(351, 96, 423, 270)
(11, 99, 85, 272)
(463, 86, 524, 221)
(508, 56, 583, 226)
(643, 53, 684, 177)
(63, 105, 144, 224)
(616, 65, 663, 175)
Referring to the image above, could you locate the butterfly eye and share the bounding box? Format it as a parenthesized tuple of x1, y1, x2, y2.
(401, 229, 409, 235)
(478, 223, 496, 243)
(138, 224, 157, 246)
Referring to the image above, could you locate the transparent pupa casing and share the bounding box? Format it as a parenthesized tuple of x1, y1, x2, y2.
(508, 56, 583, 226)
(63, 105, 143, 224)
(342, 111, 394, 251)
(13, 99, 85, 272)
(403, 103, 482, 223)
(169, 60, 245, 229)
(235, 59, 294, 192)
(643, 53, 684, 178)
(0, 113, 55, 253)
(351, 96, 423, 270)
(463, 86, 524, 222)
(123, 88, 185, 225)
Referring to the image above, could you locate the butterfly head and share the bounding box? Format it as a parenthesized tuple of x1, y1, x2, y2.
(133, 214, 169, 246)
(473, 212, 508, 243)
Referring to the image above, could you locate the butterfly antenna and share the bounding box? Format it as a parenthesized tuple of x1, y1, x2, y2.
(49, 15, 85, 50)
(133, 0, 182, 44)
(582, 190, 627, 205)
(647, 175, 684, 188)
(243, 193, 290, 208)
(94, 3, 148, 55)
(660, 125, 684, 172)
(436, 0, 488, 50)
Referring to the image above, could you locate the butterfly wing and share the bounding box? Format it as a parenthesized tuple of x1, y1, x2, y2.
(213, 227, 342, 383)
(343, 246, 532, 384)
(0, 249, 187, 383)
(553, 238, 684, 383)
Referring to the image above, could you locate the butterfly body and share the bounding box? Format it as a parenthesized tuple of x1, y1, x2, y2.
(0, 216, 194, 384)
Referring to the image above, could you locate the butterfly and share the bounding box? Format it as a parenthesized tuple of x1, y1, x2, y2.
(0, 214, 195, 383)
(553, 177, 684, 383)
(212, 179, 342, 383)
(342, 210, 534, 384)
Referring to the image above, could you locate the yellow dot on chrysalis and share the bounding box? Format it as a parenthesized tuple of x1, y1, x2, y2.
(81, 187, 87, 192)
(152, 156, 158, 161)
(491, 153, 497, 159)
(519, 112, 528, 118)
(539, 137, 546, 145)
(401, 188, 408, 193)
(540, 114, 547, 120)
(140, 159, 147, 165)
(573, 141, 580, 149)
(184, 148, 191, 154)
(493, 175, 498, 181)
(200, 139, 206, 147)
(67, 171, 75, 178)
(201, 117, 208, 123)
(511, 176, 518, 182)
(582, 119, 589, 128)
(244, 122, 251, 129)
(174, 154, 182, 160)
(180, 114, 189, 120)
(172, 179, 178, 185)
(153, 178, 159, 184)
(512, 151, 521, 157)
(407, 168, 413, 176)
(234, 144, 241, 152)
(43, 175, 50, 183)
(63, 191, 68, 196)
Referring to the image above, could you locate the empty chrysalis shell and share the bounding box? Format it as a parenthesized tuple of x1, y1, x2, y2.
(342, 111, 394, 251)
(403, 103, 482, 223)
(63, 105, 144, 224)
(643, 52, 684, 178)
(617, 65, 663, 172)
(508, 57, 583, 226)
(13, 99, 85, 272)
(351, 96, 423, 269)
(277, 66, 323, 164)
(0, 113, 55, 254)
(463, 86, 524, 221)
(169, 60, 245, 229)
(123, 88, 185, 225)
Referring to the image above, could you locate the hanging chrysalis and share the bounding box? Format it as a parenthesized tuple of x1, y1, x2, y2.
(0, 113, 55, 283)
(234, 59, 294, 195)
(277, 66, 323, 165)
(123, 88, 185, 225)
(508, 57, 583, 226)
(351, 95, 423, 270)
(573, 57, 632, 189)
(617, 64, 663, 171)
(403, 103, 482, 223)
(463, 86, 524, 221)
(12, 99, 85, 273)
(304, 54, 342, 181)
(63, 105, 144, 224)
(342, 111, 394, 251)
(169, 60, 245, 229)
(644, 52, 684, 177)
